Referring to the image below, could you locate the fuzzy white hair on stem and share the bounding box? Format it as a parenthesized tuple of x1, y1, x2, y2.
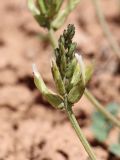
(75, 53, 85, 85)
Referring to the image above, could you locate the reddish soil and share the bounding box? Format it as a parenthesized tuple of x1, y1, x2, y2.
(0, 0, 120, 160)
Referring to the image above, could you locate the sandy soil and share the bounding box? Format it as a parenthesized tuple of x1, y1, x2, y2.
(0, 0, 120, 160)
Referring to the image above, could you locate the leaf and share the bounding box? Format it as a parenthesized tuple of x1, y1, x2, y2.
(91, 102, 119, 142)
(109, 144, 120, 157)
(106, 102, 119, 115)
(91, 112, 112, 142)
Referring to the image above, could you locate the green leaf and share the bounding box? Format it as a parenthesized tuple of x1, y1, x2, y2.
(91, 102, 119, 142)
(107, 102, 119, 115)
(109, 144, 120, 157)
(91, 112, 112, 142)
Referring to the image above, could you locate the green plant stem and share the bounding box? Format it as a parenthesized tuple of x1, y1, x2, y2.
(64, 96, 96, 160)
(48, 28, 57, 49)
(84, 89, 120, 129)
(92, 0, 120, 59)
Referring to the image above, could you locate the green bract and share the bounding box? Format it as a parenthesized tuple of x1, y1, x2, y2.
(32, 64, 64, 109)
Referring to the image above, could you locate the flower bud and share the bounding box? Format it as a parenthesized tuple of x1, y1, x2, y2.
(51, 60, 66, 96)
(67, 82, 85, 103)
(66, 58, 77, 78)
(70, 62, 81, 86)
(67, 42, 77, 58)
(59, 43, 66, 75)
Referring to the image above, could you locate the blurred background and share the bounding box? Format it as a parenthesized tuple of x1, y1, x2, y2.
(0, 0, 120, 159)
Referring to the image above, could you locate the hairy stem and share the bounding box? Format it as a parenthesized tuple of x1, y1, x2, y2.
(64, 96, 96, 160)
(84, 89, 120, 129)
(92, 0, 120, 59)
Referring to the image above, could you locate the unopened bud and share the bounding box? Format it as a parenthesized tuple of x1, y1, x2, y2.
(67, 83, 85, 103)
(67, 42, 77, 58)
(66, 58, 77, 78)
(70, 62, 81, 86)
(51, 59, 66, 96)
